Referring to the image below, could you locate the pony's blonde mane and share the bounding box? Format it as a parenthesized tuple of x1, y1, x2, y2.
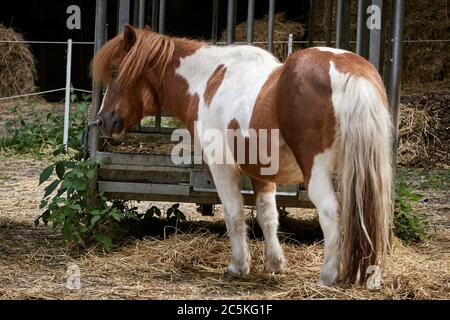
(91, 29, 175, 88)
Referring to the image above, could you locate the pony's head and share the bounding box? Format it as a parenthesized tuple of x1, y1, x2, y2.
(91, 25, 174, 138)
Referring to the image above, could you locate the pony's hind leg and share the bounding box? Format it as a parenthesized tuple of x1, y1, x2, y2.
(209, 164, 251, 276)
(308, 149, 340, 286)
(252, 179, 285, 273)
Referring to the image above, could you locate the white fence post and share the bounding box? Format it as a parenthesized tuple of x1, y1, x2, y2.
(63, 39, 73, 149)
(288, 33, 293, 56)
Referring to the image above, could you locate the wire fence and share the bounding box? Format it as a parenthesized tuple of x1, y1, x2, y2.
(1, 36, 448, 101)
(0, 88, 92, 102)
(1, 36, 448, 145)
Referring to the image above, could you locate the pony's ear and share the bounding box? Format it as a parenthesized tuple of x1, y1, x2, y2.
(144, 25, 152, 31)
(123, 24, 137, 51)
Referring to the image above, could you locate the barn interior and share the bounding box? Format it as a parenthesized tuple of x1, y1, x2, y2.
(0, 0, 311, 100)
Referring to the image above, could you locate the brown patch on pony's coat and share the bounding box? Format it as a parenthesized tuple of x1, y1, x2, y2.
(204, 64, 227, 107)
(251, 178, 276, 194)
(276, 49, 337, 187)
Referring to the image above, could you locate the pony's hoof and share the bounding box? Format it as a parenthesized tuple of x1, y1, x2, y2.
(317, 272, 339, 287)
(265, 255, 286, 273)
(226, 263, 250, 277)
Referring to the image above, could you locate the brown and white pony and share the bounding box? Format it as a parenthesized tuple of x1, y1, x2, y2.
(92, 25, 393, 286)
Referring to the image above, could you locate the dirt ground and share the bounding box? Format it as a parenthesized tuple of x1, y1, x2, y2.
(0, 153, 448, 300)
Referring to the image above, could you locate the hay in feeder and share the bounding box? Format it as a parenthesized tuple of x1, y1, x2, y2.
(0, 25, 37, 98)
(219, 12, 305, 62)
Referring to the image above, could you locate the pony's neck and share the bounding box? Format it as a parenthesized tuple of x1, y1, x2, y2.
(149, 36, 203, 133)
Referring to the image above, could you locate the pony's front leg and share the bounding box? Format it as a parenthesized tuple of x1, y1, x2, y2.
(209, 164, 250, 276)
(252, 179, 285, 273)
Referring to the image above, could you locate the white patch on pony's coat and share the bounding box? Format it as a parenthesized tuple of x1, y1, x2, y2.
(308, 148, 340, 286)
(176, 45, 281, 148)
(98, 87, 108, 113)
(315, 47, 349, 54)
(208, 163, 250, 275)
(256, 189, 285, 272)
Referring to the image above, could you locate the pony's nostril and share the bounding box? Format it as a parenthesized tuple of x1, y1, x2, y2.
(96, 117, 103, 127)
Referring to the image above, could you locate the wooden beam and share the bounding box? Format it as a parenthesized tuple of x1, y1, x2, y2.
(99, 181, 191, 195)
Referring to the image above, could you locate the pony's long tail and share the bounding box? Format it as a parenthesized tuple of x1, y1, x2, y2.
(332, 69, 394, 285)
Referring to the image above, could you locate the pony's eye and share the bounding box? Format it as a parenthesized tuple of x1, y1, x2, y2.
(111, 71, 118, 80)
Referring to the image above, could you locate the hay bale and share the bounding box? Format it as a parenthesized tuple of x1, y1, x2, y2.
(398, 94, 450, 168)
(402, 0, 449, 86)
(0, 25, 37, 98)
(313, 0, 449, 86)
(219, 12, 305, 61)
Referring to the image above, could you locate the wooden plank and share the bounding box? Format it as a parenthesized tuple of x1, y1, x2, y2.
(103, 191, 314, 208)
(98, 169, 190, 184)
(96, 151, 198, 168)
(190, 170, 298, 195)
(100, 164, 191, 173)
(98, 181, 191, 195)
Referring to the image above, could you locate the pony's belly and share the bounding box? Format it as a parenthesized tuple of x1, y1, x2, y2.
(266, 145, 304, 184)
(238, 140, 304, 185)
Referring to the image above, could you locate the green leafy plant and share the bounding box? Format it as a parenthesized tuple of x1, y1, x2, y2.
(34, 94, 140, 251)
(394, 179, 427, 243)
(0, 91, 89, 155)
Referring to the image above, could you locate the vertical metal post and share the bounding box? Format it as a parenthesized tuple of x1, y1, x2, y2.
(118, 0, 130, 33)
(158, 0, 166, 34)
(356, 0, 370, 58)
(63, 39, 72, 149)
(387, 0, 405, 166)
(336, 0, 351, 50)
(307, 0, 316, 47)
(133, 0, 139, 27)
(369, 0, 385, 72)
(153, 0, 165, 131)
(152, 0, 159, 31)
(138, 0, 146, 28)
(227, 0, 237, 45)
(288, 34, 293, 55)
(247, 0, 255, 44)
(89, 0, 107, 201)
(267, 0, 275, 52)
(211, 0, 219, 44)
(325, 0, 333, 47)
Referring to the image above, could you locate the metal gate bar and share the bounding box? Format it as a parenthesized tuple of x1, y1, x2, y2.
(118, 0, 130, 33)
(211, 0, 219, 44)
(137, 0, 146, 28)
(89, 0, 108, 204)
(356, 0, 370, 58)
(325, 0, 333, 47)
(307, 0, 316, 47)
(336, 0, 351, 50)
(387, 0, 405, 164)
(267, 0, 275, 52)
(151, 0, 159, 31)
(227, 0, 237, 44)
(158, 0, 166, 34)
(246, 0, 255, 44)
(369, 0, 386, 73)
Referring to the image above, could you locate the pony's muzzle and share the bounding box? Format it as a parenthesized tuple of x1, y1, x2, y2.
(97, 111, 124, 138)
